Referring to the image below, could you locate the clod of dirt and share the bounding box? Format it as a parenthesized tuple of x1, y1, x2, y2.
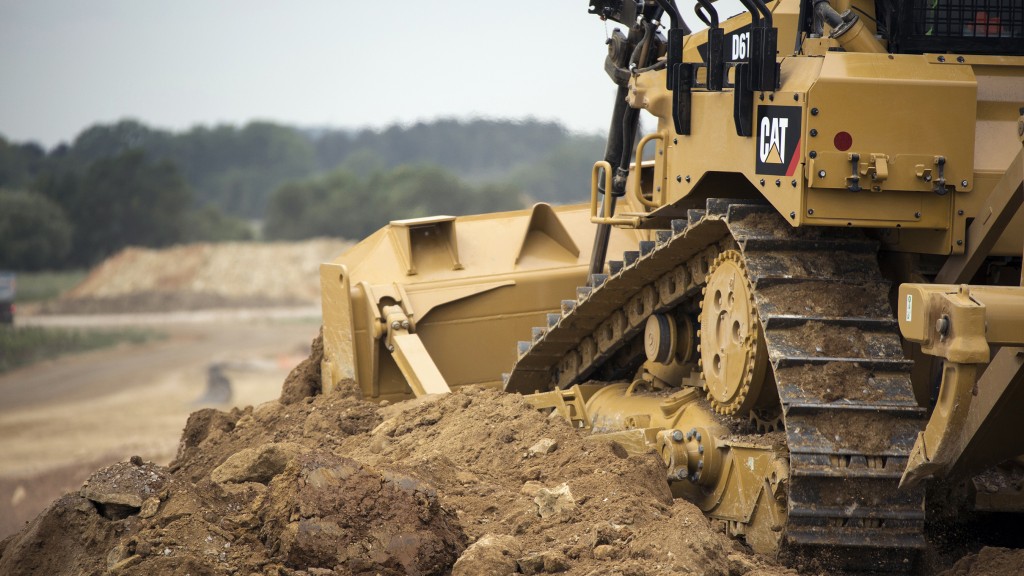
(80, 460, 169, 520)
(451, 533, 521, 576)
(518, 549, 570, 574)
(939, 547, 1024, 575)
(259, 450, 465, 574)
(534, 483, 576, 518)
(280, 329, 324, 405)
(0, 494, 117, 576)
(209, 442, 302, 485)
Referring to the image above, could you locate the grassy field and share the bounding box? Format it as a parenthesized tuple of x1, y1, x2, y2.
(13, 270, 88, 303)
(0, 326, 160, 373)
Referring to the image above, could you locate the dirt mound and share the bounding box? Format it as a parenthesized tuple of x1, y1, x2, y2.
(0, 338, 797, 576)
(939, 547, 1024, 575)
(5, 338, 1022, 575)
(45, 239, 351, 313)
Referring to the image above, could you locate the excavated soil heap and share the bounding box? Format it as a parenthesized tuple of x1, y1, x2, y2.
(45, 239, 351, 313)
(2, 335, 1022, 575)
(0, 334, 798, 576)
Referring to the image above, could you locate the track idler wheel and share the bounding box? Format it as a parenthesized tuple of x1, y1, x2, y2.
(699, 250, 773, 416)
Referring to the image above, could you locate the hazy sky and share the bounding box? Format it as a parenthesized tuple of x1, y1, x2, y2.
(0, 1, 737, 148)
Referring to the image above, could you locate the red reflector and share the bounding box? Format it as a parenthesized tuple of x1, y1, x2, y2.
(834, 131, 853, 151)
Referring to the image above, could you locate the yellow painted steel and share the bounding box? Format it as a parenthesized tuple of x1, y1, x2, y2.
(899, 284, 1024, 486)
(321, 204, 640, 400)
(320, 0, 1024, 548)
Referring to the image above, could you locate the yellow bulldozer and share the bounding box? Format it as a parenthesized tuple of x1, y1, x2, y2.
(319, 0, 1024, 570)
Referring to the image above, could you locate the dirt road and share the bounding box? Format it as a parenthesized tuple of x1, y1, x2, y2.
(0, 310, 321, 539)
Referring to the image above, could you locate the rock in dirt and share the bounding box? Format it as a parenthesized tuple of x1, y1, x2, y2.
(452, 533, 521, 576)
(210, 442, 302, 485)
(260, 450, 465, 574)
(534, 483, 576, 518)
(528, 438, 558, 456)
(80, 460, 169, 520)
(518, 550, 569, 574)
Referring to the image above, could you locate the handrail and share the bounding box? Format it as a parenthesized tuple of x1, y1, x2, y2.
(631, 132, 666, 209)
(591, 161, 641, 226)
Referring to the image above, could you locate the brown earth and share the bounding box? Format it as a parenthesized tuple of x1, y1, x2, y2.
(43, 239, 351, 314)
(4, 335, 1023, 575)
(0, 336, 798, 576)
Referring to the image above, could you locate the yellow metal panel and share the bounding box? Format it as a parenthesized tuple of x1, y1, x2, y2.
(320, 263, 358, 394)
(805, 53, 976, 195)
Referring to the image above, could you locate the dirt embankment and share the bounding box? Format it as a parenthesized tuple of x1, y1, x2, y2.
(43, 239, 351, 314)
(0, 336, 797, 576)
(3, 337, 1024, 575)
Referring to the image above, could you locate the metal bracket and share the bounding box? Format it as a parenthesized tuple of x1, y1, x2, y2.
(932, 156, 947, 195)
(381, 304, 451, 397)
(847, 153, 862, 192)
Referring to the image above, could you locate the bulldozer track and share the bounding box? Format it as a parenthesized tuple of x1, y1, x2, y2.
(505, 199, 926, 570)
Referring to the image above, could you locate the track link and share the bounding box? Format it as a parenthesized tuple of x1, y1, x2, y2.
(505, 199, 926, 571)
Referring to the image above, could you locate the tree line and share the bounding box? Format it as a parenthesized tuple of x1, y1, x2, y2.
(0, 119, 606, 271)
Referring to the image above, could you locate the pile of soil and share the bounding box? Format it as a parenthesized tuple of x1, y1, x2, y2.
(45, 239, 351, 314)
(0, 336, 795, 576)
(2, 337, 1023, 575)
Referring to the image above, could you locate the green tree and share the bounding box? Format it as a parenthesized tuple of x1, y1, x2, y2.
(0, 137, 47, 189)
(39, 150, 193, 266)
(264, 169, 367, 240)
(184, 206, 254, 242)
(0, 190, 72, 270)
(507, 136, 606, 205)
(264, 165, 524, 242)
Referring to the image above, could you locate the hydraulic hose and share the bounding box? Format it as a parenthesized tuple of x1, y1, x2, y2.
(589, 15, 661, 276)
(655, 0, 691, 34)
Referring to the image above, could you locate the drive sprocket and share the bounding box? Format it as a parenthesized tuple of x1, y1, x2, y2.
(699, 250, 770, 416)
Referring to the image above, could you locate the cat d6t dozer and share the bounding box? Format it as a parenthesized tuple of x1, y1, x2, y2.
(320, 0, 1024, 570)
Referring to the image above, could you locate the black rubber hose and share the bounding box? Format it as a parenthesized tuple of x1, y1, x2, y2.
(813, 0, 844, 32)
(654, 0, 692, 34)
(695, 4, 713, 27)
(695, 0, 720, 28)
(589, 17, 660, 276)
(736, 0, 762, 26)
(752, 0, 774, 28)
